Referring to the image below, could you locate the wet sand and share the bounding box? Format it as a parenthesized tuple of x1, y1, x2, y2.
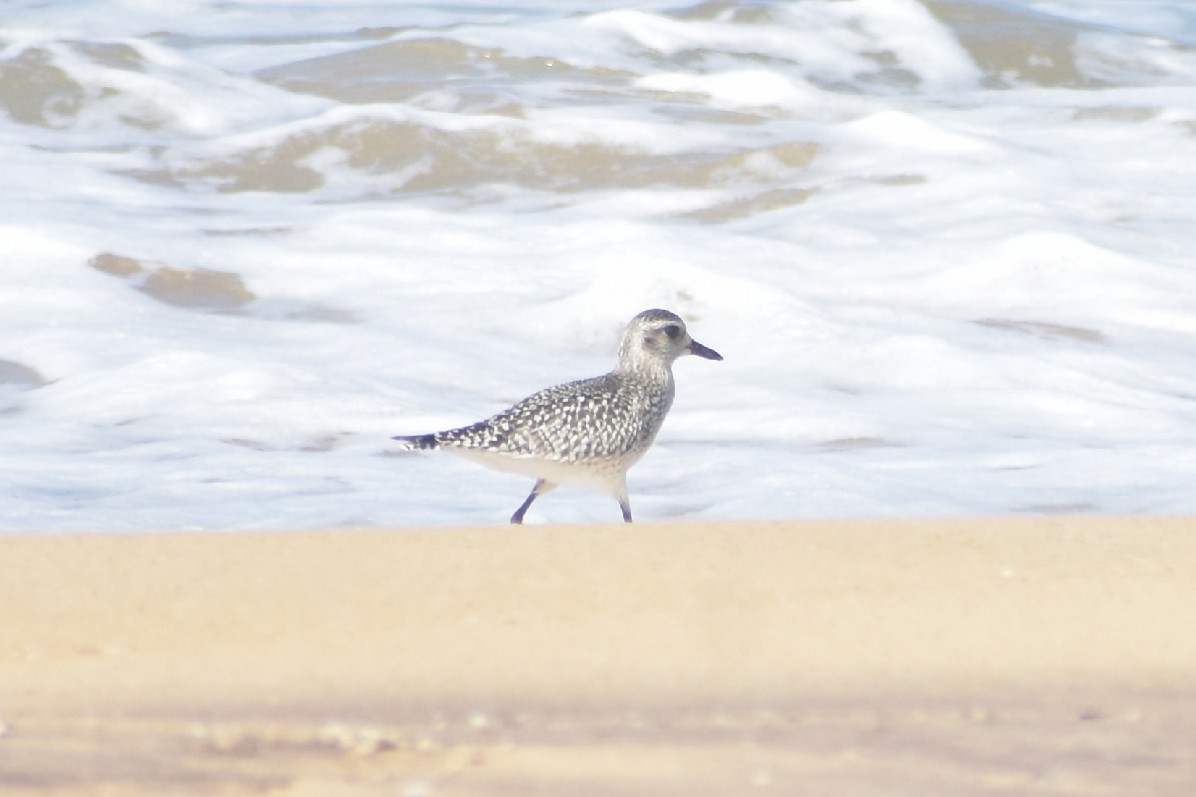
(2, 517, 1195, 795)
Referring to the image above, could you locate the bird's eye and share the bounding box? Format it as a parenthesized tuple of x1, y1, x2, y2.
(662, 324, 681, 339)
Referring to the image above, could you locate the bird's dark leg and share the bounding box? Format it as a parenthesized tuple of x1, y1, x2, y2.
(511, 479, 551, 524)
(615, 481, 633, 523)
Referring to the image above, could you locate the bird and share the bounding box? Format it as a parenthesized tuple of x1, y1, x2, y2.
(393, 308, 722, 524)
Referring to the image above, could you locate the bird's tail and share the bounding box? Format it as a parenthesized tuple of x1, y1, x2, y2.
(392, 433, 439, 451)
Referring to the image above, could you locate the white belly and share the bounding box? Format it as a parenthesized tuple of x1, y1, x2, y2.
(446, 447, 640, 497)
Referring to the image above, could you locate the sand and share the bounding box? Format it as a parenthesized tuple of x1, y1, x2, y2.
(1, 517, 1195, 795)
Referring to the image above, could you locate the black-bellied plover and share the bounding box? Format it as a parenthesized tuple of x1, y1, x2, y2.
(393, 309, 722, 524)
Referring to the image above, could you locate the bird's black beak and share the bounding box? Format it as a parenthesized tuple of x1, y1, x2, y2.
(688, 339, 723, 361)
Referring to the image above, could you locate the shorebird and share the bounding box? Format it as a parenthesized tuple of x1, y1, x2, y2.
(393, 309, 722, 523)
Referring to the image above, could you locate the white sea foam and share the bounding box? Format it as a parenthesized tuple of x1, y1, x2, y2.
(2, 0, 1196, 530)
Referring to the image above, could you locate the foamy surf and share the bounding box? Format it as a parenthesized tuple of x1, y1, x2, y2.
(1, 0, 1195, 529)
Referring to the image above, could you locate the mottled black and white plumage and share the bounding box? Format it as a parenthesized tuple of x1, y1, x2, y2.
(394, 309, 722, 524)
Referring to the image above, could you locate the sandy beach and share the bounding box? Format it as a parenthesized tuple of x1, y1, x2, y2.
(2, 517, 1195, 795)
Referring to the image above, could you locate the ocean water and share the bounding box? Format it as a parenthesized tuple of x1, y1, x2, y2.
(2, 0, 1195, 530)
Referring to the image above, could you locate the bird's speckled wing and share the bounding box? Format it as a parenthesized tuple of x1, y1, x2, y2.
(434, 372, 674, 463)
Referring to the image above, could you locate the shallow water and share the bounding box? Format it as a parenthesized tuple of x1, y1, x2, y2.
(2, 0, 1196, 530)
